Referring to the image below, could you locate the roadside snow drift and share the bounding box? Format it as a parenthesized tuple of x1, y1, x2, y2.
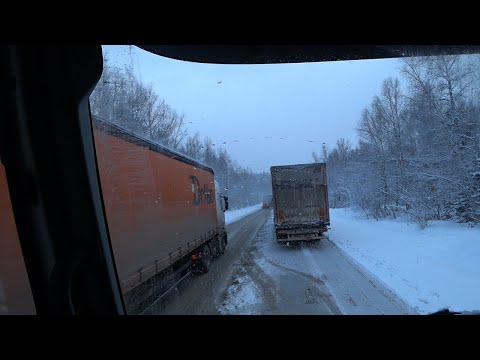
(225, 204, 262, 225)
(329, 208, 480, 314)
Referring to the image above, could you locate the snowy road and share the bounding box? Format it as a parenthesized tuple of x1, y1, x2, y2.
(157, 209, 415, 315)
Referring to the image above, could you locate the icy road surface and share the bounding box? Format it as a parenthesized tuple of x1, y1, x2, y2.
(158, 209, 414, 315)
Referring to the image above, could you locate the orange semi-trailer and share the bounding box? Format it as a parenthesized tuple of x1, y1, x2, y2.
(92, 117, 229, 314)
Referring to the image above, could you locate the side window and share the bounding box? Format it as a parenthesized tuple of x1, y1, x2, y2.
(89, 46, 270, 314)
(0, 159, 36, 314)
(89, 46, 229, 314)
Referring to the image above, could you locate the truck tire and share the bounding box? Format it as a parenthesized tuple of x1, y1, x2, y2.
(219, 234, 227, 255)
(201, 245, 212, 273)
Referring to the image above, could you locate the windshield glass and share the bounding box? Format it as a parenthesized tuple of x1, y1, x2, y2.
(89, 45, 480, 315)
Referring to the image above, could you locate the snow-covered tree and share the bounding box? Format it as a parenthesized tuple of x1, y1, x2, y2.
(313, 55, 480, 226)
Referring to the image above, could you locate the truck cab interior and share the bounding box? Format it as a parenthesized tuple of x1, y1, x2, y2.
(1, 45, 479, 315)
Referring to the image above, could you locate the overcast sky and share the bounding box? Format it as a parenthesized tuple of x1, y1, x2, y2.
(103, 45, 403, 172)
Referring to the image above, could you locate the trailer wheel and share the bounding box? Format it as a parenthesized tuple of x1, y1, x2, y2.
(219, 234, 226, 255)
(201, 245, 212, 273)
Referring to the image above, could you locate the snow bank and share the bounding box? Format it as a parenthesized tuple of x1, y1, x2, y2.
(218, 272, 263, 315)
(225, 204, 262, 225)
(329, 208, 480, 314)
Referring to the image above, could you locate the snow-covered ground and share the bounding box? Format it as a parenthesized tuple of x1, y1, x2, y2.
(329, 208, 480, 314)
(225, 204, 262, 225)
(219, 269, 263, 315)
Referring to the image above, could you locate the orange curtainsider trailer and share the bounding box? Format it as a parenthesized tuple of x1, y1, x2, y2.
(92, 117, 228, 313)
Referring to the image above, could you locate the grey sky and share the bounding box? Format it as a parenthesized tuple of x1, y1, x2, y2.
(103, 45, 403, 173)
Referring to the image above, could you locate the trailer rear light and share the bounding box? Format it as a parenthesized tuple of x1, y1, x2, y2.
(191, 254, 202, 260)
(319, 208, 325, 217)
(278, 210, 285, 222)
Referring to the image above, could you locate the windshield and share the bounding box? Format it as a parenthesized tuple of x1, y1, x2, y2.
(88, 45, 480, 315)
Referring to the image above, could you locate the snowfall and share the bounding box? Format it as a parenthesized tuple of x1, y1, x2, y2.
(226, 205, 480, 314)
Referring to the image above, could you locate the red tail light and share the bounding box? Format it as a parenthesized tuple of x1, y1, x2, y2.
(278, 210, 285, 222)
